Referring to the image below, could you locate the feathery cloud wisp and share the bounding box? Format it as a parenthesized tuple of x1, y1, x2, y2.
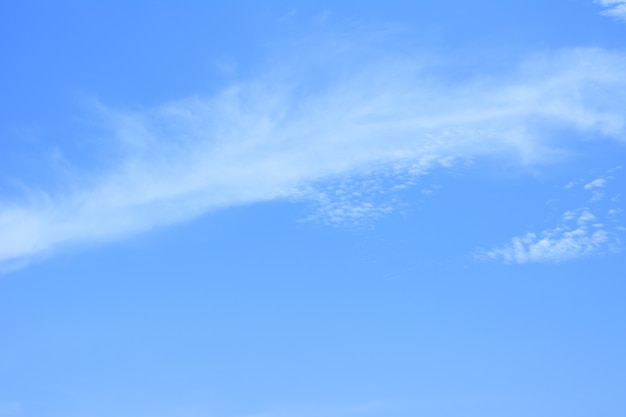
(1, 44, 626, 269)
(584, 178, 608, 189)
(476, 210, 616, 264)
(477, 167, 624, 264)
(596, 0, 626, 21)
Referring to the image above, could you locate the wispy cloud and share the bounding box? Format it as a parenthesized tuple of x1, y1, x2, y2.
(2, 39, 626, 268)
(476, 209, 617, 263)
(477, 168, 624, 264)
(596, 0, 626, 21)
(584, 178, 607, 189)
(584, 175, 612, 201)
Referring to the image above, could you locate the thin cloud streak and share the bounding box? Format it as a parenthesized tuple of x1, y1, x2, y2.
(477, 168, 624, 264)
(476, 209, 617, 264)
(596, 0, 626, 21)
(584, 178, 608, 189)
(1, 43, 626, 268)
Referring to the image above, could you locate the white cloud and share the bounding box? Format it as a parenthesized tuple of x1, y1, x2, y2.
(479, 166, 625, 264)
(596, 0, 626, 21)
(581, 177, 608, 201)
(584, 178, 607, 189)
(477, 209, 618, 263)
(2, 42, 626, 268)
(576, 210, 597, 224)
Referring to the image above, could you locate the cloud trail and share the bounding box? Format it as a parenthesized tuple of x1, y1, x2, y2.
(596, 0, 626, 21)
(476, 168, 624, 263)
(476, 210, 617, 264)
(1, 42, 626, 268)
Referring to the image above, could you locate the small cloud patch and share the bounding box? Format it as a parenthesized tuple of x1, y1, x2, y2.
(476, 210, 616, 263)
(596, 0, 626, 21)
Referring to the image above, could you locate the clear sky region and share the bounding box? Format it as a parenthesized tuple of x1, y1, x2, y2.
(1, 1, 625, 417)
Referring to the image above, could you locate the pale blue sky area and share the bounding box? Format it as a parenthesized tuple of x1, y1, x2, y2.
(1, 1, 625, 417)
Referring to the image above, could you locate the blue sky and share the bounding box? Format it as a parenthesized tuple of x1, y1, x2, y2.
(1, 1, 625, 416)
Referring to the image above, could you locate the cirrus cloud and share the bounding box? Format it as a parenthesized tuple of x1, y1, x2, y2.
(596, 0, 626, 21)
(1, 41, 626, 270)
